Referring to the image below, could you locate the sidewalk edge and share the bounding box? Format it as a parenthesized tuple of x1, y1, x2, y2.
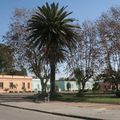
(0, 103, 103, 120)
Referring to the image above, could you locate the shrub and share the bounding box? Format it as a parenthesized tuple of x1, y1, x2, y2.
(4, 88, 9, 93)
(50, 92, 62, 99)
(9, 91, 13, 93)
(116, 90, 120, 97)
(76, 91, 84, 97)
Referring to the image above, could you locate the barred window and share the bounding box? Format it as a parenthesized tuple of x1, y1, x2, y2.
(0, 82, 3, 89)
(28, 83, 30, 89)
(22, 82, 25, 89)
(9, 82, 14, 89)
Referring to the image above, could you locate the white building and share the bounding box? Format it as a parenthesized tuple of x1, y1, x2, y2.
(32, 79, 50, 92)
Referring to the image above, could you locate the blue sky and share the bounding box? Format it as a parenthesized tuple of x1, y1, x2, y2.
(0, 0, 120, 42)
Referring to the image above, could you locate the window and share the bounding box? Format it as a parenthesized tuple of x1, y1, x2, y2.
(22, 82, 25, 88)
(9, 82, 14, 89)
(28, 83, 30, 89)
(0, 82, 3, 89)
(37, 84, 39, 89)
(21, 82, 26, 91)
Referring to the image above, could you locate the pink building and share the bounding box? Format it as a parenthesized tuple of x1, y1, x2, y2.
(0, 75, 32, 93)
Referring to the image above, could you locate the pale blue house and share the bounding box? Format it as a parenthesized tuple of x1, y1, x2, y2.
(55, 80, 79, 91)
(55, 79, 94, 91)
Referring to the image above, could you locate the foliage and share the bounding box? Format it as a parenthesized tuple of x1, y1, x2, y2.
(4, 8, 50, 93)
(96, 7, 120, 90)
(4, 8, 31, 68)
(0, 44, 26, 75)
(66, 82, 71, 91)
(26, 48, 50, 93)
(92, 82, 100, 91)
(22, 86, 26, 92)
(4, 4, 120, 96)
(6, 68, 27, 76)
(116, 90, 120, 97)
(0, 44, 14, 74)
(27, 2, 79, 95)
(53, 93, 120, 104)
(97, 67, 120, 91)
(72, 68, 84, 90)
(67, 21, 96, 95)
(76, 91, 85, 97)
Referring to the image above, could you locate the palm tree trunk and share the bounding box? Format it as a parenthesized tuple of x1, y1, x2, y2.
(50, 60, 56, 97)
(40, 79, 44, 94)
(41, 84, 46, 94)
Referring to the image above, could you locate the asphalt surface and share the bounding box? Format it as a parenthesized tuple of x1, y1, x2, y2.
(0, 105, 82, 120)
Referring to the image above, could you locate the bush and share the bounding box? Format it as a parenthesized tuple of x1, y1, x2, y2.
(50, 92, 62, 99)
(4, 88, 9, 93)
(76, 91, 84, 97)
(116, 91, 120, 97)
(9, 91, 13, 93)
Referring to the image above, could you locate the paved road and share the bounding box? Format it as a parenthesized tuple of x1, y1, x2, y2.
(0, 105, 81, 120)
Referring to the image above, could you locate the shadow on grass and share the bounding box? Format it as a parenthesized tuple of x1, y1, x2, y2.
(52, 93, 120, 104)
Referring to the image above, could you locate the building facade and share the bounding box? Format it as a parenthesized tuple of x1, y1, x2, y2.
(0, 75, 32, 93)
(56, 80, 93, 91)
(56, 80, 79, 91)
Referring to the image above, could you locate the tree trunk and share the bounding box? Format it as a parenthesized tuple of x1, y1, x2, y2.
(50, 61, 56, 97)
(41, 84, 46, 94)
(115, 83, 119, 91)
(82, 81, 85, 91)
(78, 81, 81, 92)
(41, 79, 44, 94)
(81, 81, 85, 96)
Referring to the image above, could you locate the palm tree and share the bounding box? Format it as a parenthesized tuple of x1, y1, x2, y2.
(27, 2, 79, 96)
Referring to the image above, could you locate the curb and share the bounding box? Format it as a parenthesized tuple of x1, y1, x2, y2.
(0, 103, 103, 120)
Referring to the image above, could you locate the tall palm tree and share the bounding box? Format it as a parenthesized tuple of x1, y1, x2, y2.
(27, 2, 79, 96)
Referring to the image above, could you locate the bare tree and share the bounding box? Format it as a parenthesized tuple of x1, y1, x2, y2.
(97, 7, 120, 90)
(4, 8, 50, 93)
(68, 21, 98, 94)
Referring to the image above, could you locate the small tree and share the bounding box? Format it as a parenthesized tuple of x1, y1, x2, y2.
(27, 48, 50, 94)
(72, 67, 93, 95)
(92, 82, 100, 94)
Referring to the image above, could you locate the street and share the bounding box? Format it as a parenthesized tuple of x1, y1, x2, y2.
(0, 105, 81, 120)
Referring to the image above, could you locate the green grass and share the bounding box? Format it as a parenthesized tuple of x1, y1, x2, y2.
(53, 94, 120, 104)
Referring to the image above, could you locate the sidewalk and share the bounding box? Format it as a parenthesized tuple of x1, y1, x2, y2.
(0, 101, 120, 120)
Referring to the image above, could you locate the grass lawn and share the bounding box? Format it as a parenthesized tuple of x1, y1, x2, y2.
(53, 93, 120, 104)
